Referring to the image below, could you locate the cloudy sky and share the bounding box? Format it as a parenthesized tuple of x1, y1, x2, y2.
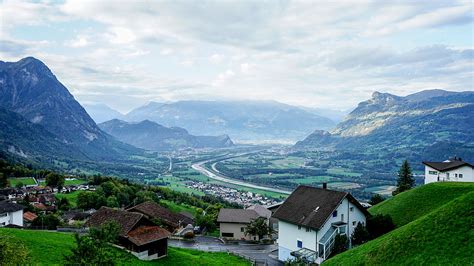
(1, 0, 473, 113)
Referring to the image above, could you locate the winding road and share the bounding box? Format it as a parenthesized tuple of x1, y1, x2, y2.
(191, 157, 291, 195)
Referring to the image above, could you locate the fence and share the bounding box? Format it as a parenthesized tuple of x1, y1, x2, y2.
(227, 250, 268, 266)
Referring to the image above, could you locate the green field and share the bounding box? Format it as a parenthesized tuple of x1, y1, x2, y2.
(288, 175, 333, 184)
(39, 178, 88, 186)
(159, 176, 205, 196)
(369, 182, 474, 227)
(0, 228, 249, 265)
(55, 191, 81, 207)
(326, 168, 362, 177)
(8, 177, 36, 186)
(324, 190, 474, 265)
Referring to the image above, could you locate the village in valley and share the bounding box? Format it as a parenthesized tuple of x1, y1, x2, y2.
(2, 157, 473, 265)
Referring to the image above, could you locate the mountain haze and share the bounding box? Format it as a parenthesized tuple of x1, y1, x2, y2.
(125, 100, 336, 143)
(99, 119, 234, 151)
(83, 103, 125, 123)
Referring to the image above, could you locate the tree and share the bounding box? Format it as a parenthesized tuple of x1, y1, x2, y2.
(368, 194, 385, 206)
(15, 181, 24, 189)
(32, 214, 61, 230)
(106, 196, 119, 208)
(331, 234, 349, 257)
(58, 197, 71, 211)
(245, 217, 271, 241)
(65, 221, 124, 265)
(0, 173, 8, 188)
(367, 214, 395, 239)
(393, 160, 414, 196)
(351, 222, 370, 246)
(45, 173, 65, 190)
(0, 236, 29, 265)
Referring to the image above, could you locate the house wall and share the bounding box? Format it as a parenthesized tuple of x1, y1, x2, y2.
(277, 220, 317, 262)
(0, 210, 23, 227)
(220, 222, 254, 240)
(277, 197, 366, 262)
(425, 165, 474, 184)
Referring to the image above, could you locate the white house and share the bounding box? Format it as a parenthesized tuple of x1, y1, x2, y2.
(0, 200, 25, 227)
(272, 185, 368, 264)
(423, 157, 474, 184)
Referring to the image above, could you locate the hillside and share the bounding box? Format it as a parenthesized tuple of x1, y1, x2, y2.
(99, 119, 234, 151)
(295, 90, 474, 163)
(125, 100, 336, 143)
(0, 57, 140, 162)
(0, 228, 249, 266)
(369, 182, 474, 227)
(324, 190, 474, 265)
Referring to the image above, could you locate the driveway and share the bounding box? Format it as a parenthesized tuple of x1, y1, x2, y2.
(169, 236, 283, 266)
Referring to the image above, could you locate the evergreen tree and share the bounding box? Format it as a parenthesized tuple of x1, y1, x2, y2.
(0, 173, 8, 188)
(393, 160, 415, 195)
(331, 234, 349, 257)
(351, 222, 370, 246)
(369, 194, 385, 206)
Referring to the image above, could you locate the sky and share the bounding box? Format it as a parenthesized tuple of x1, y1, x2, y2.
(0, 0, 473, 113)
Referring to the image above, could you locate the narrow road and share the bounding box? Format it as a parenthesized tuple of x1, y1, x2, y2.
(191, 158, 291, 195)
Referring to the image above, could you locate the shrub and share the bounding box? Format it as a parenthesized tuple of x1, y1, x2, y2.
(183, 231, 195, 239)
(351, 222, 370, 246)
(0, 236, 29, 265)
(367, 214, 395, 239)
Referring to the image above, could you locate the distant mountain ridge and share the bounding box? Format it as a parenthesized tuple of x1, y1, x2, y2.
(295, 89, 474, 162)
(0, 57, 140, 162)
(83, 103, 125, 123)
(124, 100, 336, 143)
(99, 119, 234, 151)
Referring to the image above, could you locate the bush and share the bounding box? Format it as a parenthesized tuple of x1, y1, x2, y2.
(351, 222, 370, 246)
(183, 231, 195, 239)
(331, 234, 349, 257)
(367, 214, 395, 239)
(0, 235, 29, 265)
(369, 194, 385, 206)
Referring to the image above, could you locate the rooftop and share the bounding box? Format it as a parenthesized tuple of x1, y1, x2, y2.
(0, 200, 25, 213)
(217, 208, 260, 224)
(423, 158, 473, 172)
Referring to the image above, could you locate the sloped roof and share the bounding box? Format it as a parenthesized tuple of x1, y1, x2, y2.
(23, 211, 38, 222)
(85, 207, 144, 236)
(247, 205, 272, 219)
(0, 201, 24, 213)
(272, 185, 368, 230)
(127, 201, 193, 227)
(423, 160, 473, 172)
(127, 226, 171, 246)
(217, 209, 260, 224)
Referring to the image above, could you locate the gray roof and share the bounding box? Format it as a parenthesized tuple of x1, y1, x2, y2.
(247, 205, 272, 219)
(0, 201, 24, 213)
(272, 185, 368, 230)
(423, 159, 473, 172)
(217, 209, 260, 224)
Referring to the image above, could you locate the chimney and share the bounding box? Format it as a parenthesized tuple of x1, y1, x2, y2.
(322, 183, 327, 189)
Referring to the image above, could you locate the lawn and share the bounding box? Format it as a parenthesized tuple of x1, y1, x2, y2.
(56, 191, 81, 207)
(288, 175, 333, 184)
(0, 228, 250, 265)
(8, 177, 36, 186)
(324, 191, 474, 265)
(369, 182, 474, 227)
(158, 176, 205, 196)
(39, 178, 88, 186)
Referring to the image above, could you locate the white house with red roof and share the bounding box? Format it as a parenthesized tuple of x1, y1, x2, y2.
(423, 157, 474, 184)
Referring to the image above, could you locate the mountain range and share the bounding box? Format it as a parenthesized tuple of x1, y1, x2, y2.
(0, 57, 140, 162)
(82, 103, 125, 123)
(123, 100, 336, 143)
(99, 119, 234, 151)
(295, 89, 474, 162)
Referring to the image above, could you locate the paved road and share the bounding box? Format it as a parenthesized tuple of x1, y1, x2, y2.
(191, 159, 291, 195)
(169, 236, 283, 266)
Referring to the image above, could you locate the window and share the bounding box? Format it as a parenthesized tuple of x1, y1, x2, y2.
(332, 210, 338, 217)
(0, 213, 7, 218)
(341, 214, 344, 222)
(429, 170, 438, 175)
(297, 240, 303, 248)
(222, 232, 234, 237)
(350, 207, 354, 212)
(459, 174, 463, 178)
(306, 227, 311, 232)
(455, 173, 458, 177)
(298, 225, 301, 230)
(446, 173, 450, 178)
(241, 227, 244, 232)
(352, 221, 356, 226)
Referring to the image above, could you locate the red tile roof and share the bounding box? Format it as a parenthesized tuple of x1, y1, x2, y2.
(23, 211, 38, 222)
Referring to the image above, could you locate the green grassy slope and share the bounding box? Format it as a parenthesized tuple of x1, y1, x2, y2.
(325, 191, 474, 265)
(369, 182, 474, 227)
(0, 228, 249, 265)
